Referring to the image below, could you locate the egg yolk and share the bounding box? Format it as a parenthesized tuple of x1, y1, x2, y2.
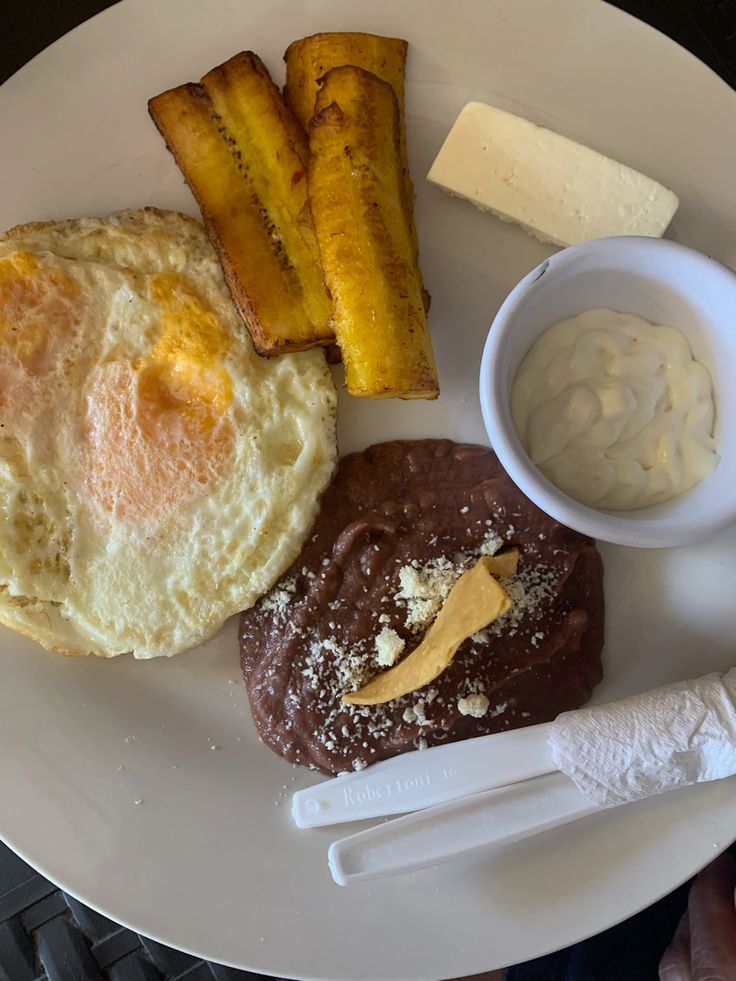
(82, 274, 235, 523)
(142, 273, 233, 415)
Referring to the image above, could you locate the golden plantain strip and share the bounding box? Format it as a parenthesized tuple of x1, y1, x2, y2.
(308, 66, 438, 399)
(200, 53, 332, 342)
(284, 32, 409, 186)
(284, 31, 429, 313)
(148, 56, 332, 356)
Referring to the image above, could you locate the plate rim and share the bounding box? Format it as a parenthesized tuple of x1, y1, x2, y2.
(1, 0, 735, 977)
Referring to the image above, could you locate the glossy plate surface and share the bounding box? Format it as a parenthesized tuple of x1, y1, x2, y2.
(0, 1, 735, 977)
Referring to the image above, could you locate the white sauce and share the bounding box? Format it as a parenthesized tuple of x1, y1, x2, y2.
(510, 308, 719, 510)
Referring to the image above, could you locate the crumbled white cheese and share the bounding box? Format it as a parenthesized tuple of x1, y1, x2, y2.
(374, 626, 405, 667)
(413, 699, 428, 725)
(479, 563, 559, 642)
(395, 556, 462, 631)
(457, 694, 490, 718)
(305, 635, 374, 694)
(478, 529, 504, 556)
(260, 576, 297, 615)
(402, 699, 432, 726)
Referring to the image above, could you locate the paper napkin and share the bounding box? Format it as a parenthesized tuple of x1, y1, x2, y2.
(548, 669, 736, 807)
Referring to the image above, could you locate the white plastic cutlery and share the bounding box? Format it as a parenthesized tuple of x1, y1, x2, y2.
(327, 771, 599, 886)
(292, 722, 555, 828)
(293, 668, 736, 886)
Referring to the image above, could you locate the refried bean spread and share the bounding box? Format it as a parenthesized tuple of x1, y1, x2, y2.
(240, 440, 604, 774)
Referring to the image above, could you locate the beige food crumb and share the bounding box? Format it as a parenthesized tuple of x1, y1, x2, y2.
(457, 693, 490, 718)
(260, 576, 297, 615)
(478, 530, 504, 556)
(413, 699, 428, 725)
(394, 528, 505, 633)
(374, 625, 405, 667)
(395, 556, 461, 631)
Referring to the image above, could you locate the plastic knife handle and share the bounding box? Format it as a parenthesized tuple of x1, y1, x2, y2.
(327, 771, 599, 885)
(292, 723, 555, 828)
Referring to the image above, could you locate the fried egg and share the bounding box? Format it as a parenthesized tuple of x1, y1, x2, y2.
(0, 208, 336, 658)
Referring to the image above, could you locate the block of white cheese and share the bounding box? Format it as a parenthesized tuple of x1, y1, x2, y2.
(427, 102, 679, 247)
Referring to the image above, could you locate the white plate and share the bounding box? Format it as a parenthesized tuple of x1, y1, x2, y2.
(1, 1, 735, 978)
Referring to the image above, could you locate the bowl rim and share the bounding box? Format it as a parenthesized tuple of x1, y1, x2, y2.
(479, 235, 736, 548)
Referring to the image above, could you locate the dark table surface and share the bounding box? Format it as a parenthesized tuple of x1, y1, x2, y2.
(1, 2, 734, 980)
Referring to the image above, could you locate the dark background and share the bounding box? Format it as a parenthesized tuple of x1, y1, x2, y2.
(1, 0, 736, 86)
(0, 2, 734, 981)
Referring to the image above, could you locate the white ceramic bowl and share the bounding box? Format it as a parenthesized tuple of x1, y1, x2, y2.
(480, 236, 736, 548)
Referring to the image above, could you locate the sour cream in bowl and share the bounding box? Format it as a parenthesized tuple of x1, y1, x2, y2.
(479, 237, 736, 548)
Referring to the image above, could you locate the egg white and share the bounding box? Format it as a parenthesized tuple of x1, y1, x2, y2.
(0, 208, 337, 657)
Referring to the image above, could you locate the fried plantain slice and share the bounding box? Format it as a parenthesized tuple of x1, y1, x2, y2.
(284, 32, 429, 312)
(149, 54, 332, 355)
(308, 66, 438, 399)
(285, 32, 409, 176)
